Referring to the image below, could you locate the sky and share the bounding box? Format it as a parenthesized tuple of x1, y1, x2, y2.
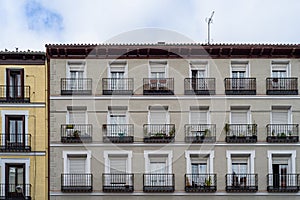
(0, 0, 300, 51)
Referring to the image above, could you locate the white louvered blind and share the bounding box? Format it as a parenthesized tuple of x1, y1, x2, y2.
(110, 158, 127, 173)
(190, 111, 207, 124)
(231, 111, 247, 124)
(69, 157, 86, 173)
(150, 111, 168, 124)
(69, 111, 86, 124)
(272, 110, 288, 124)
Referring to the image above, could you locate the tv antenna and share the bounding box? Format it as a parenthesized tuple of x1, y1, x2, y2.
(206, 11, 215, 44)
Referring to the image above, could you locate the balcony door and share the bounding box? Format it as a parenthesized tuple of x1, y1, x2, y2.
(272, 164, 287, 188)
(109, 111, 127, 136)
(191, 69, 206, 90)
(149, 159, 167, 186)
(6, 69, 24, 100)
(232, 160, 248, 186)
(5, 164, 25, 198)
(5, 116, 25, 149)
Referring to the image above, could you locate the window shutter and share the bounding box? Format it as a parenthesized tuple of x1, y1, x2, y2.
(272, 110, 288, 124)
(231, 111, 247, 124)
(150, 111, 167, 124)
(150, 162, 167, 173)
(69, 157, 86, 173)
(190, 111, 207, 124)
(110, 158, 127, 173)
(69, 111, 86, 124)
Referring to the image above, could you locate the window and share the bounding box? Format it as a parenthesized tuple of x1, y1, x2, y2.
(108, 110, 127, 125)
(63, 151, 91, 174)
(190, 106, 209, 124)
(271, 61, 289, 78)
(231, 62, 249, 89)
(230, 108, 250, 124)
(190, 61, 207, 78)
(67, 106, 87, 124)
(5, 115, 25, 148)
(67, 61, 86, 90)
(271, 106, 291, 124)
(148, 106, 169, 124)
(149, 61, 167, 78)
(6, 68, 24, 99)
(109, 61, 127, 90)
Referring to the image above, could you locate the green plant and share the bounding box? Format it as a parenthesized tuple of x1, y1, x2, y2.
(271, 129, 275, 136)
(205, 176, 212, 186)
(279, 132, 286, 137)
(169, 126, 175, 137)
(204, 129, 211, 136)
(224, 123, 230, 133)
(73, 130, 80, 138)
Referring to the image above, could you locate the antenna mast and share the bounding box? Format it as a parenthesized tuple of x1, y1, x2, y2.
(207, 11, 215, 44)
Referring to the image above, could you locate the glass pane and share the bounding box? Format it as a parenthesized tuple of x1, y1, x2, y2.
(150, 162, 166, 173)
(9, 167, 16, 185)
(17, 168, 24, 185)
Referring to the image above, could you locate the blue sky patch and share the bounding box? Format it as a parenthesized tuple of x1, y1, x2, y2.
(25, 0, 64, 32)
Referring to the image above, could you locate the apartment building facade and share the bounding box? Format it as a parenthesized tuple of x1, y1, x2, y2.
(47, 43, 300, 200)
(0, 51, 48, 199)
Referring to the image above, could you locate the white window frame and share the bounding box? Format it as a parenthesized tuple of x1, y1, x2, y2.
(270, 106, 292, 124)
(189, 61, 208, 78)
(270, 61, 290, 77)
(66, 60, 86, 78)
(63, 151, 91, 173)
(108, 61, 128, 78)
(229, 107, 251, 124)
(226, 150, 255, 174)
(185, 150, 214, 174)
(66, 110, 88, 124)
(230, 61, 249, 77)
(104, 151, 132, 173)
(0, 158, 30, 184)
(144, 150, 173, 173)
(148, 61, 168, 78)
(148, 109, 170, 124)
(267, 150, 296, 174)
(107, 110, 128, 124)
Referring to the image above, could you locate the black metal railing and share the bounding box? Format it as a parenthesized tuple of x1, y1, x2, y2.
(225, 124, 257, 143)
(103, 124, 134, 143)
(224, 78, 256, 95)
(102, 78, 134, 95)
(0, 134, 31, 151)
(143, 174, 174, 192)
(61, 124, 92, 143)
(143, 124, 175, 143)
(266, 124, 299, 143)
(143, 78, 174, 95)
(0, 85, 30, 103)
(185, 174, 217, 192)
(184, 78, 216, 95)
(102, 174, 134, 192)
(0, 184, 31, 199)
(185, 124, 216, 143)
(266, 78, 298, 95)
(226, 174, 258, 192)
(61, 78, 92, 95)
(267, 174, 299, 192)
(61, 174, 93, 192)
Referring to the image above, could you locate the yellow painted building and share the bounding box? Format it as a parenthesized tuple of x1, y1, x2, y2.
(0, 51, 47, 200)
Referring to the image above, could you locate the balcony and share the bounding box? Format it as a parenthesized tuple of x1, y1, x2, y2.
(266, 78, 298, 95)
(61, 78, 92, 95)
(185, 174, 217, 192)
(225, 124, 257, 143)
(143, 174, 174, 192)
(143, 124, 175, 143)
(0, 86, 30, 103)
(185, 124, 216, 143)
(102, 174, 134, 192)
(61, 174, 93, 192)
(102, 78, 134, 95)
(102, 124, 134, 143)
(0, 184, 31, 200)
(266, 124, 299, 143)
(224, 78, 256, 95)
(267, 174, 299, 192)
(0, 134, 31, 152)
(226, 174, 258, 192)
(143, 78, 174, 95)
(184, 78, 216, 95)
(61, 124, 92, 143)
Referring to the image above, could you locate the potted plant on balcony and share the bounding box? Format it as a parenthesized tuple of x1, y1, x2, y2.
(224, 123, 230, 133)
(205, 176, 212, 187)
(73, 130, 81, 138)
(169, 127, 175, 138)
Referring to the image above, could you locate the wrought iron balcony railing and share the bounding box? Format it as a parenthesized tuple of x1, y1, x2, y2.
(266, 124, 299, 143)
(266, 78, 298, 95)
(0, 134, 31, 151)
(0, 85, 30, 103)
(103, 124, 134, 143)
(0, 183, 31, 199)
(185, 174, 217, 192)
(143, 174, 174, 192)
(61, 174, 93, 192)
(61, 78, 92, 95)
(143, 78, 174, 95)
(225, 124, 257, 143)
(102, 173, 134, 192)
(185, 124, 216, 143)
(226, 174, 258, 192)
(224, 78, 256, 95)
(184, 78, 216, 95)
(143, 124, 175, 143)
(267, 174, 299, 192)
(102, 78, 134, 95)
(61, 124, 92, 143)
